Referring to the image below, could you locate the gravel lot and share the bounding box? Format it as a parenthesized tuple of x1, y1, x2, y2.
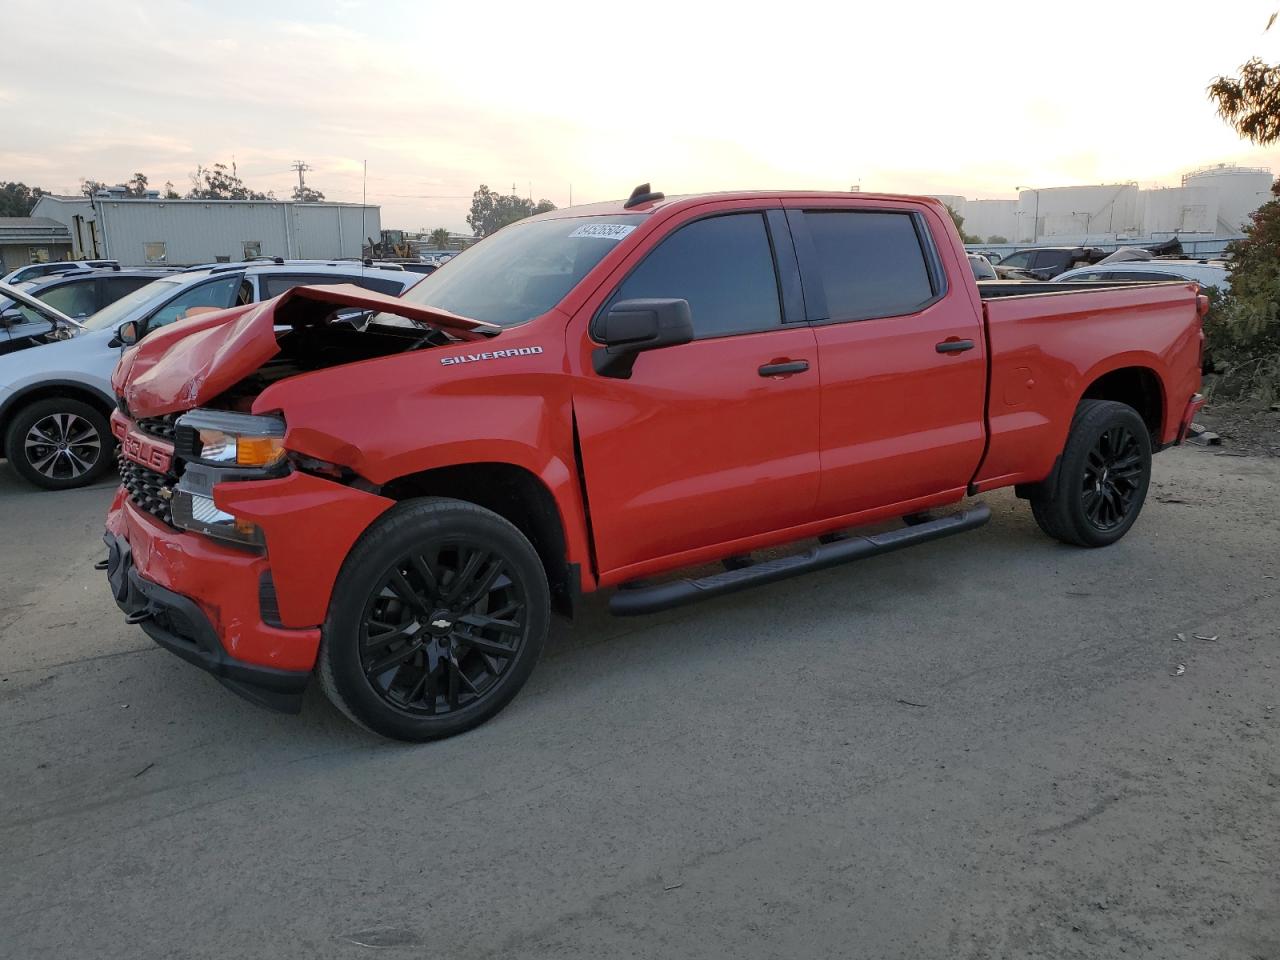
(1, 445, 1277, 960)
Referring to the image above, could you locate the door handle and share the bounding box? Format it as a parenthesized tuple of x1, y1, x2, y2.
(758, 360, 809, 377)
(935, 338, 975, 354)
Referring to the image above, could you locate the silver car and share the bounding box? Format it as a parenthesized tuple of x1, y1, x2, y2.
(0, 261, 422, 490)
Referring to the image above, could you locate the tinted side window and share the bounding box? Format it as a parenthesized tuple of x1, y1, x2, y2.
(38, 279, 97, 318)
(999, 251, 1032, 268)
(1036, 251, 1072, 272)
(609, 213, 781, 338)
(262, 274, 331, 298)
(101, 276, 155, 305)
(147, 275, 242, 330)
(354, 275, 407, 296)
(805, 211, 934, 321)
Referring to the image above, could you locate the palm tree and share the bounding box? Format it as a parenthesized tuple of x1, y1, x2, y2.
(429, 228, 451, 250)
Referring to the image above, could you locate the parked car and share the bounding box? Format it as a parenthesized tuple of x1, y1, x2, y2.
(1, 259, 119, 284)
(0, 261, 423, 490)
(968, 254, 998, 280)
(104, 187, 1205, 740)
(994, 246, 1106, 280)
(1056, 259, 1230, 291)
(1, 268, 177, 328)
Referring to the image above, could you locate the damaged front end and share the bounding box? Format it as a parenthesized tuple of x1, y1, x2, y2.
(105, 284, 500, 709)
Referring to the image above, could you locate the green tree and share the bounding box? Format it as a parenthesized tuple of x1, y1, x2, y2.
(187, 162, 273, 200)
(1207, 183, 1280, 398)
(291, 184, 325, 202)
(124, 172, 149, 196)
(80, 178, 107, 197)
(466, 185, 557, 237)
(163, 180, 180, 200)
(0, 181, 47, 216)
(429, 227, 452, 249)
(944, 203, 981, 244)
(1209, 13, 1280, 144)
(986, 234, 1008, 244)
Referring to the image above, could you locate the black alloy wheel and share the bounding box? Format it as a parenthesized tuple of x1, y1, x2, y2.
(1030, 399, 1152, 548)
(359, 541, 528, 716)
(319, 498, 549, 741)
(1080, 423, 1144, 532)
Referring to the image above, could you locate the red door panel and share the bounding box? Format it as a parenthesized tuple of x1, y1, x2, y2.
(573, 326, 820, 575)
(813, 303, 987, 515)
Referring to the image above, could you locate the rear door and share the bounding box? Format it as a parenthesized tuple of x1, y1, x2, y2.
(571, 206, 821, 576)
(783, 200, 987, 517)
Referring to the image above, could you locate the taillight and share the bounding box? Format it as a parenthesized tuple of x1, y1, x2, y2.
(1196, 294, 1210, 319)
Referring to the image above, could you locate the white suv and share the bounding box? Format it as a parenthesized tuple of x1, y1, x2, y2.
(0, 260, 421, 490)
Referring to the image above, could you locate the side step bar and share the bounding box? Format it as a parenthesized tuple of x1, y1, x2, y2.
(609, 502, 991, 617)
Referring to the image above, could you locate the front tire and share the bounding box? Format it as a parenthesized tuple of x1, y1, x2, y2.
(4, 397, 113, 490)
(1030, 399, 1152, 548)
(318, 497, 550, 741)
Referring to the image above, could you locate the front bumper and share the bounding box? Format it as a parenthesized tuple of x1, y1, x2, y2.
(105, 528, 310, 712)
(104, 492, 320, 713)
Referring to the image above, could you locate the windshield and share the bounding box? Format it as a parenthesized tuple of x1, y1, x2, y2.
(82, 276, 186, 331)
(382, 215, 646, 328)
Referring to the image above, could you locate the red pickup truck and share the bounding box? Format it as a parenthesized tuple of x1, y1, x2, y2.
(104, 186, 1205, 740)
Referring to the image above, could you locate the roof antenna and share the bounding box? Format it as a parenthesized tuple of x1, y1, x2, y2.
(624, 182, 664, 209)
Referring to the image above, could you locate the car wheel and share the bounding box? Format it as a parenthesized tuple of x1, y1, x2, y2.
(319, 497, 550, 741)
(1031, 399, 1152, 548)
(4, 398, 114, 490)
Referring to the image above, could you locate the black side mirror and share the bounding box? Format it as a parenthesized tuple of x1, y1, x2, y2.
(592, 298, 693, 378)
(112, 320, 139, 347)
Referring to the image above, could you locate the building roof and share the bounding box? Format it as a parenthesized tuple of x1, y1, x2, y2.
(0, 216, 71, 245)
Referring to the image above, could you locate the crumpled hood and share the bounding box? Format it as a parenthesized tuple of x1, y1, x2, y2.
(113, 283, 498, 418)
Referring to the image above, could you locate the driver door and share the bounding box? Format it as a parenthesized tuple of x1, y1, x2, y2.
(570, 207, 822, 580)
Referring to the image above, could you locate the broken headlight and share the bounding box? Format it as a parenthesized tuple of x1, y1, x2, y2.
(176, 409, 286, 467)
(170, 409, 288, 547)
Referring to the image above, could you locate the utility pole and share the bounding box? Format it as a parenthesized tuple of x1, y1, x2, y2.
(291, 160, 312, 198)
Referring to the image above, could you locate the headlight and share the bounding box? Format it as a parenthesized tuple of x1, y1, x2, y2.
(170, 409, 287, 547)
(171, 480, 266, 547)
(176, 409, 286, 467)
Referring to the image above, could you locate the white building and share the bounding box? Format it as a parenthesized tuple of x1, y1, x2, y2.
(31, 190, 380, 266)
(933, 163, 1273, 250)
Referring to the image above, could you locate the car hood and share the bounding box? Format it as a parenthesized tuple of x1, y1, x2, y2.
(113, 283, 498, 418)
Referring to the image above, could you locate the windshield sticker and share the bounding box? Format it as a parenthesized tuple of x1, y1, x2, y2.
(567, 223, 636, 241)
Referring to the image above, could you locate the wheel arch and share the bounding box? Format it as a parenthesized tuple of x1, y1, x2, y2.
(378, 461, 579, 617)
(0, 380, 116, 449)
(1078, 363, 1166, 443)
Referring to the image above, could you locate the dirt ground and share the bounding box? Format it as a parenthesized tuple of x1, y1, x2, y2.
(1196, 398, 1280, 457)
(1, 445, 1278, 959)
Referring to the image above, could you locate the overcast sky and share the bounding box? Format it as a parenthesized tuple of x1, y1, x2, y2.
(3, 0, 1279, 231)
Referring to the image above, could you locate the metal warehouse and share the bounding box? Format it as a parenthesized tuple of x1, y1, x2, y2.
(31, 192, 380, 266)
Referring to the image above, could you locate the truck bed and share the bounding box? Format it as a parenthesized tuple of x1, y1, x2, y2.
(975, 279, 1189, 299)
(973, 280, 1203, 492)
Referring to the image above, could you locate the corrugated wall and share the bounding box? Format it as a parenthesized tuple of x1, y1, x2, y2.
(94, 201, 379, 265)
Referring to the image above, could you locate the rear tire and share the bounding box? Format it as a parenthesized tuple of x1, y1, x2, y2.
(318, 497, 550, 741)
(4, 397, 113, 490)
(1030, 399, 1152, 548)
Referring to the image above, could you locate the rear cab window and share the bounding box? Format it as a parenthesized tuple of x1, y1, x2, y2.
(799, 209, 939, 321)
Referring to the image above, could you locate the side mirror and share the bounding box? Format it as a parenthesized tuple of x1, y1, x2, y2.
(592, 298, 693, 378)
(0, 310, 21, 328)
(113, 320, 139, 347)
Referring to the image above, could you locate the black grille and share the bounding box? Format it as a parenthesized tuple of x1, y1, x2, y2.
(136, 413, 180, 442)
(118, 453, 177, 525)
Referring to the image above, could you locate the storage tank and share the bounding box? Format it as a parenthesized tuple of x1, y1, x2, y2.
(1017, 184, 1140, 241)
(1140, 186, 1216, 236)
(1181, 164, 1273, 234)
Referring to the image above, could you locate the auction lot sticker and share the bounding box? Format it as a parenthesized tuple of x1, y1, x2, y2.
(568, 223, 637, 241)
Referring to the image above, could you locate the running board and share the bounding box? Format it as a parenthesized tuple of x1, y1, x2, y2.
(609, 502, 991, 617)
